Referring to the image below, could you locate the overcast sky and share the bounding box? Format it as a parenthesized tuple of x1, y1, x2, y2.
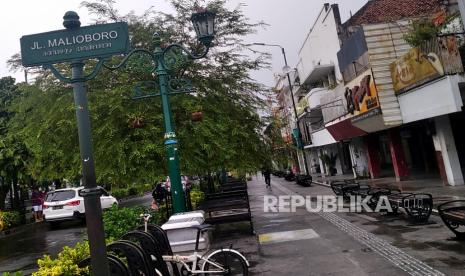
(0, 0, 367, 87)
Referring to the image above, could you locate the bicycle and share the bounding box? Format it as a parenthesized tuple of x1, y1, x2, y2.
(140, 213, 249, 275)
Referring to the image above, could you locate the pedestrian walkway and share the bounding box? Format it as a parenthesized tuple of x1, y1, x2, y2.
(224, 175, 465, 275)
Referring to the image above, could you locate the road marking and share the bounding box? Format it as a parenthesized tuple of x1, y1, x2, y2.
(258, 228, 319, 245)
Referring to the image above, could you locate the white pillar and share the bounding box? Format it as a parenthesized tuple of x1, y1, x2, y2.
(433, 115, 464, 186)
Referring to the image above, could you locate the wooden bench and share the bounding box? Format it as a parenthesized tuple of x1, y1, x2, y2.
(219, 180, 247, 192)
(438, 200, 465, 240)
(199, 186, 253, 234)
(385, 192, 433, 223)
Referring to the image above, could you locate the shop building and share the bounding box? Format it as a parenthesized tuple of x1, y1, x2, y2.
(390, 17, 465, 185)
(272, 0, 465, 185)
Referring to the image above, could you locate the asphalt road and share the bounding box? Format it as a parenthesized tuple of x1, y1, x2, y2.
(0, 193, 152, 275)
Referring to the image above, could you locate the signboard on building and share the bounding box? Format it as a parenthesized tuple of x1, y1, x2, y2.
(390, 35, 463, 95)
(344, 70, 379, 119)
(21, 22, 130, 66)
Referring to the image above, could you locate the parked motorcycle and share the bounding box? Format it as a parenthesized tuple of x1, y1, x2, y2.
(284, 170, 295, 181)
(295, 174, 312, 187)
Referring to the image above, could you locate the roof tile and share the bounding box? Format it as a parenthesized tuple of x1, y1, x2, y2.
(346, 0, 442, 26)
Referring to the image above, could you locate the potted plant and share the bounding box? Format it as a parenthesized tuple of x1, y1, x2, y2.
(319, 153, 338, 176)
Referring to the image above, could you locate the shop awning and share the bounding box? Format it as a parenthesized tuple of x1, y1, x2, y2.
(326, 118, 366, 141)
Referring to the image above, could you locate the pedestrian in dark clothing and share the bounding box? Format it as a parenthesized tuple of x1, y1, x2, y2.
(262, 169, 271, 189)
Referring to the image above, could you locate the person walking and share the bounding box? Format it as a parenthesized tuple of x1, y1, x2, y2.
(262, 168, 272, 190)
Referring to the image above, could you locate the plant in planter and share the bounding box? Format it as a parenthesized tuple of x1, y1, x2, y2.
(319, 153, 338, 176)
(403, 18, 439, 47)
(403, 12, 462, 48)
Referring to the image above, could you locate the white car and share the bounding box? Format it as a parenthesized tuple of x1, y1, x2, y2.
(43, 187, 118, 225)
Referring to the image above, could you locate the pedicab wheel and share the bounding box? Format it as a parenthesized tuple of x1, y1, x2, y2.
(203, 251, 248, 276)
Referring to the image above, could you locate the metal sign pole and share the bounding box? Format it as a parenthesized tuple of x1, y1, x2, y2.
(18, 10, 132, 274)
(71, 61, 110, 276)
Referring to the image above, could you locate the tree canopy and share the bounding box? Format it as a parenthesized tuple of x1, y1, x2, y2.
(7, 0, 270, 187)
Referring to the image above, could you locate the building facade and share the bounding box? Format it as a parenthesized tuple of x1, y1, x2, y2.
(272, 0, 465, 185)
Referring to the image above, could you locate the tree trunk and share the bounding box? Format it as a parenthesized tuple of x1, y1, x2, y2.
(207, 173, 214, 194)
(12, 174, 21, 210)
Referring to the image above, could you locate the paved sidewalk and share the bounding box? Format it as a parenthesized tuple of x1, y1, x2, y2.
(249, 176, 411, 275)
(211, 175, 465, 275)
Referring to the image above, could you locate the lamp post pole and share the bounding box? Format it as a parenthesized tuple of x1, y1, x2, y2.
(250, 43, 310, 175)
(280, 47, 299, 119)
(153, 37, 186, 213)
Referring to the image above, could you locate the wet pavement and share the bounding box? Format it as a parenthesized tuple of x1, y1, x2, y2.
(0, 221, 87, 274)
(4, 179, 465, 275)
(216, 175, 465, 275)
(0, 193, 152, 275)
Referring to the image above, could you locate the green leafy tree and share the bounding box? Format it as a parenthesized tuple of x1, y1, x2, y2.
(0, 77, 30, 210)
(262, 116, 293, 170)
(8, 0, 270, 187)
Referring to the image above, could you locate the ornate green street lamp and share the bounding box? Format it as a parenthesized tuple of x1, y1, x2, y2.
(104, 8, 216, 213)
